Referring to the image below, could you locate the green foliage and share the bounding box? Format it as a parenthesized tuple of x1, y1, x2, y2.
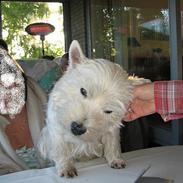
(2, 2, 63, 59)
(44, 41, 64, 58)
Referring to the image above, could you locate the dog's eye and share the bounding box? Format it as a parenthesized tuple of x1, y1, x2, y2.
(104, 110, 113, 114)
(80, 88, 87, 97)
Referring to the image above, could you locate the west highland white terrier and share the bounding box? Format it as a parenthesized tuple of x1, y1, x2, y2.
(38, 40, 149, 177)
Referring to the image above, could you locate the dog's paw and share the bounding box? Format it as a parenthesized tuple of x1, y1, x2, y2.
(110, 159, 126, 169)
(60, 167, 78, 178)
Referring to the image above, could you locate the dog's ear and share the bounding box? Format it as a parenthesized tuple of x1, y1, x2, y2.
(69, 40, 85, 68)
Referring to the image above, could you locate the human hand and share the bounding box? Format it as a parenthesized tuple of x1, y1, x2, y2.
(123, 83, 155, 121)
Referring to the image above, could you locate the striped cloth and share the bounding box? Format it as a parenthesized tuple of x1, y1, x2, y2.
(16, 146, 41, 169)
(154, 80, 183, 121)
(16, 146, 53, 169)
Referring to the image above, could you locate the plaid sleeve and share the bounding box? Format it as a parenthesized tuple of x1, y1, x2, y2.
(154, 80, 183, 121)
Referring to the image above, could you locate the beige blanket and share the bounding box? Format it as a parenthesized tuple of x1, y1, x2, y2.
(0, 77, 47, 175)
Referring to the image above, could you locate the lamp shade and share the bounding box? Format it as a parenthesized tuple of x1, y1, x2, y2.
(25, 22, 55, 36)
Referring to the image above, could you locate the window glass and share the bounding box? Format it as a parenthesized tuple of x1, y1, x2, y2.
(181, 1, 183, 80)
(91, 0, 171, 130)
(91, 0, 170, 81)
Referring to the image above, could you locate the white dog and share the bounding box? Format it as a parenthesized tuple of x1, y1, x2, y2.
(38, 40, 149, 177)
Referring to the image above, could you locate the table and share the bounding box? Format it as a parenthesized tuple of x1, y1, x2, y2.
(0, 145, 182, 183)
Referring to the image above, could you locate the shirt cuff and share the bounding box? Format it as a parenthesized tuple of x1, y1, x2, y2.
(154, 80, 183, 122)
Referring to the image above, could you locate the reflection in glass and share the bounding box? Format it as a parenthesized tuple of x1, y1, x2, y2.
(91, 0, 170, 81)
(90, 0, 172, 141)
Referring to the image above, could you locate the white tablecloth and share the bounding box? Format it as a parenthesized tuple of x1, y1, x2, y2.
(0, 145, 182, 183)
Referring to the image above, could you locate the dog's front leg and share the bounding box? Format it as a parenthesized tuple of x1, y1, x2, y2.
(102, 128, 126, 169)
(51, 142, 77, 177)
(55, 157, 77, 178)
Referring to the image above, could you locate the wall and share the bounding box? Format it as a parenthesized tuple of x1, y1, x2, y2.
(68, 0, 86, 53)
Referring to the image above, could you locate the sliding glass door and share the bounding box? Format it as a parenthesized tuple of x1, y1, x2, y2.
(90, 0, 183, 146)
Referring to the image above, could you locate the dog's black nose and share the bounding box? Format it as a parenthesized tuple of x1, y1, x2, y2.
(71, 122, 86, 136)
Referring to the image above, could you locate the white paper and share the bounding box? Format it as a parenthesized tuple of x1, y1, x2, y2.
(0, 164, 150, 183)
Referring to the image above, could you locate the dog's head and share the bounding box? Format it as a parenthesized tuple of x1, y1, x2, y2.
(48, 41, 133, 143)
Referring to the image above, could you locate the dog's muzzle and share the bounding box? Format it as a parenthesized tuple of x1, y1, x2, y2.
(71, 122, 87, 136)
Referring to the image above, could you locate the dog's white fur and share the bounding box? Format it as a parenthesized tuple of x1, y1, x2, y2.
(38, 40, 149, 177)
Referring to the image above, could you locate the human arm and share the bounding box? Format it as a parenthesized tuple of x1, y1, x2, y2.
(124, 80, 183, 122)
(124, 83, 155, 121)
(154, 80, 183, 121)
